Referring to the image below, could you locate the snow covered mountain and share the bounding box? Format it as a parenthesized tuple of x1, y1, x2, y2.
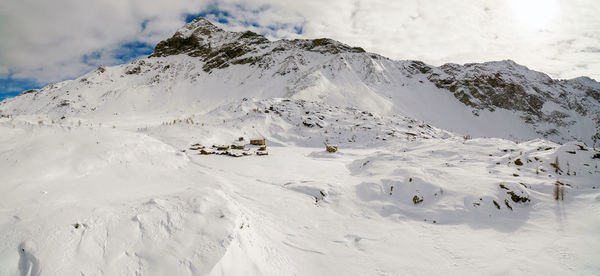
(1, 18, 599, 145)
(1, 18, 599, 275)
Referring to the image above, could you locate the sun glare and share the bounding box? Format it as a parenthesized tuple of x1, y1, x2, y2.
(508, 0, 558, 29)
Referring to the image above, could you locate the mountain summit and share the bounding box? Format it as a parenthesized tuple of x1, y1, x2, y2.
(1, 18, 599, 145)
(150, 17, 365, 72)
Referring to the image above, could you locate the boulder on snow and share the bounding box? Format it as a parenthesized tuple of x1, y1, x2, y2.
(326, 145, 338, 153)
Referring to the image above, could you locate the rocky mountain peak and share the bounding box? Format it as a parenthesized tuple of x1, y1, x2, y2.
(149, 18, 369, 72)
(149, 17, 269, 71)
(176, 17, 222, 37)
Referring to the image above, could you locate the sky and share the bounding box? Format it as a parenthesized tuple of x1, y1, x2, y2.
(0, 0, 599, 100)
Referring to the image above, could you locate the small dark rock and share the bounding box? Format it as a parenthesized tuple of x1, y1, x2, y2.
(412, 195, 424, 204)
(514, 158, 523, 166)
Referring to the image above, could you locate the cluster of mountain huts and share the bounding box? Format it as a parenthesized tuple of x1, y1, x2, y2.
(188, 137, 268, 157)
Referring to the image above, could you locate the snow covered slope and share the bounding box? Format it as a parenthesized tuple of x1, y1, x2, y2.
(1, 114, 599, 275)
(1, 18, 599, 145)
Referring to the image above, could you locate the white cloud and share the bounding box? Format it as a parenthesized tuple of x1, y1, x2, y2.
(277, 0, 600, 80)
(0, 0, 210, 83)
(0, 0, 599, 85)
(0, 65, 8, 79)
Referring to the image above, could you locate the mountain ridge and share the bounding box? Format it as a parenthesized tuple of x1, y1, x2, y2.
(1, 17, 599, 145)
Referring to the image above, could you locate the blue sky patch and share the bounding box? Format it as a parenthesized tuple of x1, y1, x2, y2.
(81, 50, 102, 65)
(0, 75, 42, 101)
(293, 25, 303, 35)
(141, 19, 151, 32)
(112, 41, 154, 63)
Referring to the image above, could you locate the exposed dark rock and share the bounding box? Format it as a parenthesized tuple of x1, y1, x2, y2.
(412, 195, 424, 204)
(125, 66, 141, 75)
(21, 89, 39, 95)
(507, 191, 530, 203)
(150, 33, 204, 58)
